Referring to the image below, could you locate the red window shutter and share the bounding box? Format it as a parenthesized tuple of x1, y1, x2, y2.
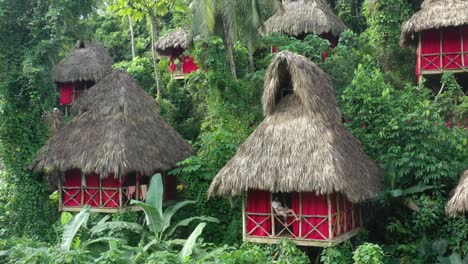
(420, 29, 442, 71)
(247, 190, 271, 237)
(60, 83, 74, 105)
(63, 169, 82, 207)
(442, 27, 462, 69)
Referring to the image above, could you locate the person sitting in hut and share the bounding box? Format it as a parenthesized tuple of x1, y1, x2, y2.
(272, 197, 299, 222)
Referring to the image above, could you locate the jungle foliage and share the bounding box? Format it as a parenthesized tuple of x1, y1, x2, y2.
(0, 0, 467, 263)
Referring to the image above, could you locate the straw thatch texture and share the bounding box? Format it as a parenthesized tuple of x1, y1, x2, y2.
(400, 0, 468, 47)
(32, 70, 194, 178)
(155, 29, 189, 57)
(446, 170, 468, 216)
(208, 51, 381, 203)
(53, 41, 114, 83)
(262, 0, 346, 37)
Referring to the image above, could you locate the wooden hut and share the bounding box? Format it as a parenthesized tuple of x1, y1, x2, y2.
(155, 29, 198, 79)
(263, 0, 346, 54)
(208, 51, 381, 247)
(53, 41, 113, 110)
(31, 70, 194, 212)
(400, 0, 468, 89)
(446, 170, 468, 216)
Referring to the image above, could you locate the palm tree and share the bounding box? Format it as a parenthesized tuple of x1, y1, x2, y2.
(190, 0, 282, 79)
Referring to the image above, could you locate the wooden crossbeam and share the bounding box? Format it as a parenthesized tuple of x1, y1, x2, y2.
(302, 217, 328, 240)
(246, 214, 271, 236)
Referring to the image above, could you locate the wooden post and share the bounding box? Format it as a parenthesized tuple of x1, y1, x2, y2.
(418, 32, 422, 83)
(299, 192, 302, 238)
(359, 206, 363, 227)
(80, 171, 84, 207)
(461, 27, 465, 68)
(270, 192, 275, 237)
(58, 174, 63, 211)
(99, 175, 102, 208)
(351, 204, 355, 229)
(136, 173, 140, 201)
(242, 193, 246, 241)
(336, 193, 341, 235)
(327, 194, 333, 240)
(119, 174, 123, 209)
(343, 196, 347, 233)
(440, 29, 444, 70)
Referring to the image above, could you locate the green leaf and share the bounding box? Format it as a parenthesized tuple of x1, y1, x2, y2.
(402, 184, 434, 195)
(90, 221, 143, 235)
(161, 200, 197, 233)
(166, 216, 219, 237)
(130, 200, 164, 234)
(146, 173, 164, 213)
(179, 222, 206, 261)
(60, 205, 91, 251)
(60, 212, 73, 226)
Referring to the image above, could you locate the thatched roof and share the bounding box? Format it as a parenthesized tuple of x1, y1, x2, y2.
(262, 0, 346, 38)
(208, 51, 381, 203)
(53, 41, 114, 83)
(155, 29, 189, 57)
(400, 0, 468, 47)
(31, 70, 194, 178)
(446, 170, 468, 216)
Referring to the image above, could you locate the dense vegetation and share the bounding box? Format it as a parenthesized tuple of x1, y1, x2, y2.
(0, 0, 466, 263)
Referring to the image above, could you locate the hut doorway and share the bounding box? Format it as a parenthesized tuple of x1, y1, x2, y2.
(243, 190, 361, 247)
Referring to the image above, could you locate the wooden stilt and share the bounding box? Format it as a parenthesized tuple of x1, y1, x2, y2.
(299, 192, 302, 238)
(119, 174, 123, 209)
(58, 174, 63, 211)
(327, 194, 333, 240)
(242, 193, 246, 241)
(270, 192, 275, 237)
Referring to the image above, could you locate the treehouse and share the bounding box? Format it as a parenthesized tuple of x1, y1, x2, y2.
(400, 0, 468, 92)
(262, 0, 346, 59)
(31, 70, 194, 212)
(208, 51, 381, 247)
(53, 41, 113, 113)
(155, 29, 198, 80)
(446, 170, 468, 217)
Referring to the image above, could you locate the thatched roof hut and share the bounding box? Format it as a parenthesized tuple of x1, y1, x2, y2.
(32, 70, 194, 178)
(155, 29, 189, 57)
(53, 41, 114, 83)
(262, 0, 346, 38)
(446, 170, 468, 216)
(400, 0, 468, 47)
(208, 51, 381, 204)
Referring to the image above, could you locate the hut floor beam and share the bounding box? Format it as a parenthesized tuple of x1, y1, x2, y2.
(245, 228, 359, 248)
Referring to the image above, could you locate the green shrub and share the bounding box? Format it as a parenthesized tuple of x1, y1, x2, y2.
(352, 243, 384, 264)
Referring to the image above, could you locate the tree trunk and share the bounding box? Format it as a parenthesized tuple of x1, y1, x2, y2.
(149, 16, 161, 97)
(128, 15, 136, 59)
(247, 40, 254, 71)
(222, 14, 237, 81)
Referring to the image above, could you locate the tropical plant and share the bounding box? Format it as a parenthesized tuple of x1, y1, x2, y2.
(109, 0, 188, 96)
(131, 174, 219, 241)
(353, 243, 384, 264)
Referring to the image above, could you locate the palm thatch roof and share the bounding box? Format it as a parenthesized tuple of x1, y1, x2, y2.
(446, 170, 468, 216)
(31, 70, 194, 178)
(155, 29, 189, 57)
(53, 41, 114, 83)
(262, 0, 346, 38)
(400, 0, 468, 47)
(208, 51, 381, 203)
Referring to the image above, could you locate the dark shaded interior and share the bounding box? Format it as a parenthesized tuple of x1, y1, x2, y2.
(423, 72, 468, 94)
(275, 61, 294, 105)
